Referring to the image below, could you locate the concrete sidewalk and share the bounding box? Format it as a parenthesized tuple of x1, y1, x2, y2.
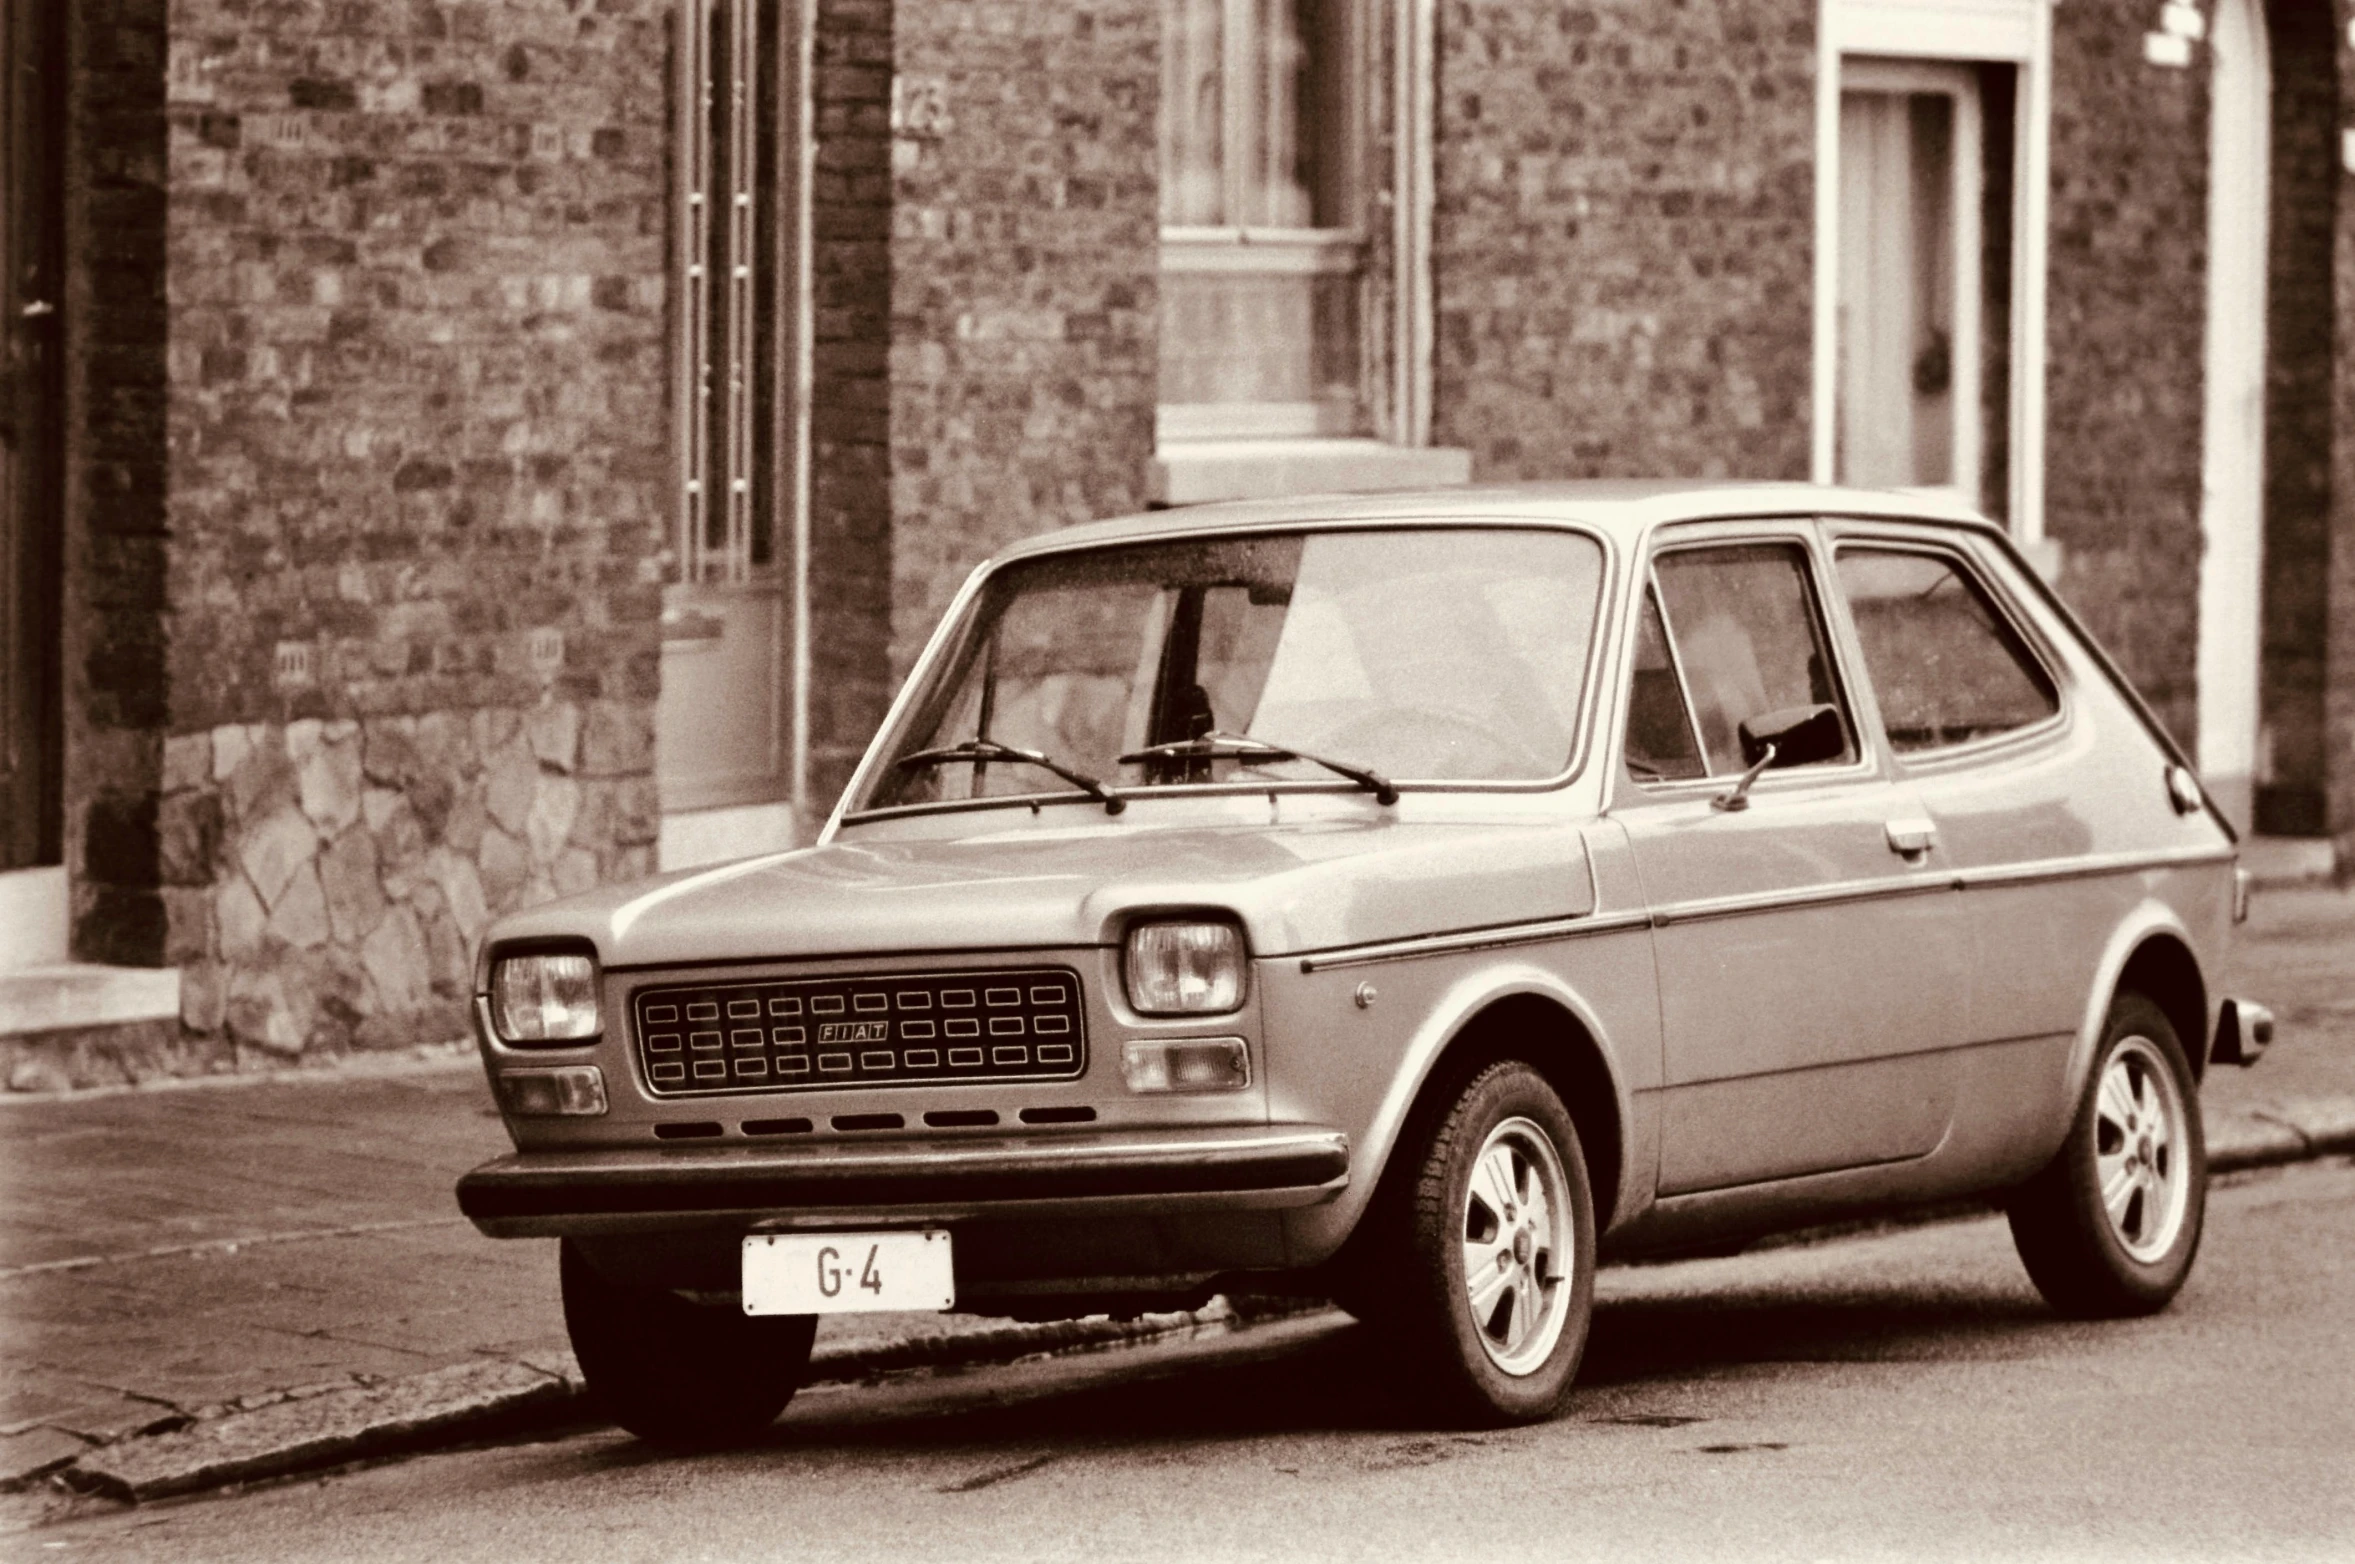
(4, 887, 2351, 1508)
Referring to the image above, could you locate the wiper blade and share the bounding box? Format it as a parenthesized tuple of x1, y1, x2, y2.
(1118, 731, 1398, 806)
(894, 739, 1126, 814)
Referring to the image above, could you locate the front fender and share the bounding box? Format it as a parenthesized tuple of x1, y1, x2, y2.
(1262, 930, 1659, 1266)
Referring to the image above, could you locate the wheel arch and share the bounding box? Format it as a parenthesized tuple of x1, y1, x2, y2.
(2067, 904, 2212, 1101)
(2115, 934, 2210, 1084)
(1355, 966, 1636, 1239)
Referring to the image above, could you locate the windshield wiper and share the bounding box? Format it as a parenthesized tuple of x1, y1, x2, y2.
(1118, 731, 1398, 806)
(894, 739, 1126, 814)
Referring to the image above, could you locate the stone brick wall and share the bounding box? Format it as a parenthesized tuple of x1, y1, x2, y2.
(2042, 0, 2212, 749)
(65, 0, 173, 970)
(803, 0, 1158, 805)
(2329, 9, 2355, 866)
(808, 0, 897, 802)
(59, 0, 673, 1069)
(884, 2, 1159, 672)
(1429, 0, 1817, 481)
(2260, 0, 2338, 835)
(168, 705, 655, 1060)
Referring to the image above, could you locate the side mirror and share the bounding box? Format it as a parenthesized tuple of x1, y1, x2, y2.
(1738, 704, 1845, 770)
(1714, 704, 1846, 814)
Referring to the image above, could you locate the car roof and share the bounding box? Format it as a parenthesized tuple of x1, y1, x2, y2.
(989, 480, 1998, 565)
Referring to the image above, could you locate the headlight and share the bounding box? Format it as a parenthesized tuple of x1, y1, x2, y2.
(1123, 920, 1246, 1015)
(489, 950, 602, 1042)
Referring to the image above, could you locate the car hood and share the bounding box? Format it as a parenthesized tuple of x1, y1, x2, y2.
(484, 817, 1600, 970)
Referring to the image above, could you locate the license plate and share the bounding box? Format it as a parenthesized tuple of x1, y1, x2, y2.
(742, 1230, 954, 1315)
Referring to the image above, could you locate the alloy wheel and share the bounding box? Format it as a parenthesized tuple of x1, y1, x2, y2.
(1460, 1115, 1576, 1376)
(2092, 1035, 2192, 1264)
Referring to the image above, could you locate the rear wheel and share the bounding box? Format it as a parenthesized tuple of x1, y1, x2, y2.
(560, 1238, 816, 1446)
(1375, 1060, 1596, 1425)
(2007, 992, 2206, 1318)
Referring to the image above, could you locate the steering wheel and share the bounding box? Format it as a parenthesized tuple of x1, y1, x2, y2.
(1316, 707, 1554, 781)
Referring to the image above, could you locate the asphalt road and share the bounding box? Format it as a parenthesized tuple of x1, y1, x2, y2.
(31, 1159, 2355, 1564)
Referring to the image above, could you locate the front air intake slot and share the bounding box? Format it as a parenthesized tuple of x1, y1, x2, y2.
(922, 1109, 1000, 1128)
(1019, 1106, 1096, 1125)
(831, 1113, 906, 1132)
(653, 1121, 724, 1140)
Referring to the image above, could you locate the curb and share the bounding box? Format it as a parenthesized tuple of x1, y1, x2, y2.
(27, 1103, 2355, 1509)
(46, 1296, 1296, 1505)
(2207, 1095, 2355, 1172)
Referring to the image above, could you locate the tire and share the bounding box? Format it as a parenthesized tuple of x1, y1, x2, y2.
(2007, 992, 2207, 1318)
(560, 1238, 817, 1446)
(1374, 1060, 1597, 1426)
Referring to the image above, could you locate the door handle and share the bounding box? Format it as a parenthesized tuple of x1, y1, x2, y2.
(1885, 818, 1938, 856)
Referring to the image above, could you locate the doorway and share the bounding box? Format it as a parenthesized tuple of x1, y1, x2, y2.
(1, 0, 64, 874)
(657, 0, 810, 849)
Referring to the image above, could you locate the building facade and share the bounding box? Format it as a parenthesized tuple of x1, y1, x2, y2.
(2, 0, 2351, 1085)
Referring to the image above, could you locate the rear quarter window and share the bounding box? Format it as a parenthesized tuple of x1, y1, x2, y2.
(1835, 547, 2058, 753)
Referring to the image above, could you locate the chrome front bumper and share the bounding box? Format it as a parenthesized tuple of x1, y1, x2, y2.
(457, 1123, 1351, 1238)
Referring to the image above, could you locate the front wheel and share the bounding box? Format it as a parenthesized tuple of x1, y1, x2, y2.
(561, 1239, 816, 1446)
(1377, 1060, 1596, 1425)
(2007, 992, 2206, 1318)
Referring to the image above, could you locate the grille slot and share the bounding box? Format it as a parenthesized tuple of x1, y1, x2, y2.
(1019, 1105, 1096, 1126)
(633, 965, 1086, 1097)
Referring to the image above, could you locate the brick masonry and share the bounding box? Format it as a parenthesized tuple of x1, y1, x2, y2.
(49, 0, 671, 1072)
(2042, 0, 2213, 752)
(804, 0, 1158, 805)
(38, 0, 2355, 1085)
(1429, 0, 1818, 483)
(808, 0, 898, 804)
(883, 4, 1159, 702)
(2325, 3, 2355, 870)
(2258, 0, 2337, 835)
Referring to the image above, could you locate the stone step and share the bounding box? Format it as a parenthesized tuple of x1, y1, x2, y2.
(0, 964, 179, 1036)
(0, 965, 192, 1093)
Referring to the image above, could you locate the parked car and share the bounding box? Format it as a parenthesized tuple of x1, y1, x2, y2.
(456, 482, 2271, 1441)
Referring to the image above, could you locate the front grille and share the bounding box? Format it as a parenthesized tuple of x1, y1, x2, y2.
(632, 965, 1087, 1097)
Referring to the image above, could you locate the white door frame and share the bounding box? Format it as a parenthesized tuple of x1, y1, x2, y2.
(2196, 0, 2271, 831)
(1814, 0, 2053, 547)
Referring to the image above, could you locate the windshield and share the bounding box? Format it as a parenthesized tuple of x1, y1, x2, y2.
(857, 526, 1608, 813)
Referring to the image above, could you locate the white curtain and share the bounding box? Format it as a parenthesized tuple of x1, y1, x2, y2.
(1838, 90, 1955, 488)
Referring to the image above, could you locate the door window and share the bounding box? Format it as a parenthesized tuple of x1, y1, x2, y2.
(1835, 547, 2057, 753)
(1643, 544, 1856, 777)
(1623, 588, 1708, 783)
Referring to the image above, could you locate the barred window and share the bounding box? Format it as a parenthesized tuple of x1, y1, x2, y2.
(674, 0, 789, 584)
(660, 0, 805, 815)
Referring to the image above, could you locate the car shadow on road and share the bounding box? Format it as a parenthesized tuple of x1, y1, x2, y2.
(545, 1268, 2069, 1482)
